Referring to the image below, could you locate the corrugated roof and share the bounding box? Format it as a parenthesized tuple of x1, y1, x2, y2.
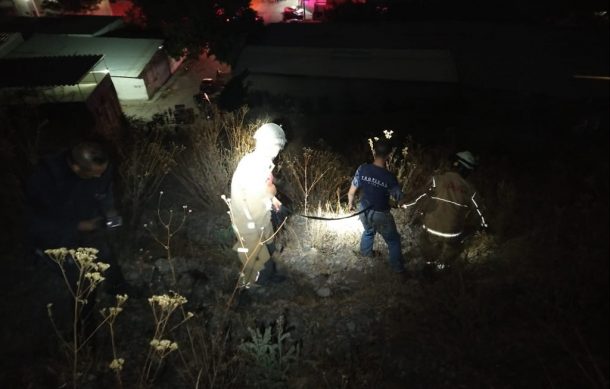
(236, 46, 459, 82)
(0, 32, 12, 44)
(7, 34, 164, 78)
(0, 55, 102, 87)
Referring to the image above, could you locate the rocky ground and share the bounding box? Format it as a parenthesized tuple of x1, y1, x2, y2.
(0, 98, 607, 388)
(2, 173, 606, 389)
(0, 197, 501, 388)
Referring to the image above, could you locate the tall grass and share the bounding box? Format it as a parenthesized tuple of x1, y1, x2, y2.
(117, 123, 182, 229)
(282, 147, 351, 215)
(173, 107, 264, 210)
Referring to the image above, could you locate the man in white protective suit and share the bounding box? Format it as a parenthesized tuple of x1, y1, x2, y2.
(230, 123, 286, 286)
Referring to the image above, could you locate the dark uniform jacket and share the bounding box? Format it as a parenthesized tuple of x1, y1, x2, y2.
(26, 151, 114, 250)
(415, 171, 486, 238)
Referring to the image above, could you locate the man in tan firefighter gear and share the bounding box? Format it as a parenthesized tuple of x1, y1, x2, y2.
(402, 151, 488, 271)
(230, 123, 286, 286)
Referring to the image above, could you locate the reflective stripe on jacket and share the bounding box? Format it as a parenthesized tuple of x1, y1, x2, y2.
(415, 172, 487, 238)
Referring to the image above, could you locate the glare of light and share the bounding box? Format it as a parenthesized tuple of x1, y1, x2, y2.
(311, 211, 363, 236)
(325, 216, 364, 235)
(573, 75, 610, 81)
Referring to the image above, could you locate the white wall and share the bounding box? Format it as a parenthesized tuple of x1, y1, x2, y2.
(111, 77, 148, 101)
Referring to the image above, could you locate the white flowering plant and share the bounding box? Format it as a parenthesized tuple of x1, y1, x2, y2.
(44, 247, 112, 388)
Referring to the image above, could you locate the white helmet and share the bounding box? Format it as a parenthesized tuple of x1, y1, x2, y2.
(456, 151, 477, 170)
(253, 123, 286, 148)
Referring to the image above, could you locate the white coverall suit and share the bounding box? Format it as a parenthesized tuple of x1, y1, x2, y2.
(230, 152, 276, 284)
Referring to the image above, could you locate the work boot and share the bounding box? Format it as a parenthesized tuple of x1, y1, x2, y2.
(255, 259, 286, 285)
(256, 272, 286, 286)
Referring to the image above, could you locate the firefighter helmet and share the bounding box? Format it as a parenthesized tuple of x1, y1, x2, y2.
(456, 151, 477, 170)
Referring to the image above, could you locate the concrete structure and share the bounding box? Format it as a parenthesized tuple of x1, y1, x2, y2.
(4, 33, 170, 101)
(243, 23, 609, 100)
(235, 45, 459, 112)
(0, 55, 123, 147)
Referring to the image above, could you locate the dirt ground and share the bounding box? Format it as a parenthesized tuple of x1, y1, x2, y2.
(0, 86, 607, 388)
(1, 156, 607, 389)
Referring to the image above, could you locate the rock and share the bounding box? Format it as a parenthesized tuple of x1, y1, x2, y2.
(347, 321, 356, 333)
(154, 258, 172, 274)
(316, 287, 332, 297)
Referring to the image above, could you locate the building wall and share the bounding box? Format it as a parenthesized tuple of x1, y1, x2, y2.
(141, 49, 171, 99)
(111, 76, 148, 101)
(168, 56, 186, 74)
(246, 73, 459, 113)
(106, 50, 170, 101)
(85, 74, 124, 140)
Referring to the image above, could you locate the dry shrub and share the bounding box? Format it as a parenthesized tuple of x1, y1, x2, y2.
(173, 107, 264, 210)
(282, 147, 351, 214)
(177, 323, 242, 389)
(386, 135, 442, 196)
(280, 147, 354, 254)
(117, 124, 182, 228)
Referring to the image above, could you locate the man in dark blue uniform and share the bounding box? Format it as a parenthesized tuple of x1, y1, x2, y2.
(347, 140, 406, 274)
(26, 142, 127, 295)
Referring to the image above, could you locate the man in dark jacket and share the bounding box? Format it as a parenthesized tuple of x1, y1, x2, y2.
(348, 139, 406, 274)
(26, 142, 127, 295)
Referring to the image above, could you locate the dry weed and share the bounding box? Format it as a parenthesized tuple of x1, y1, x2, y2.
(174, 107, 264, 210)
(282, 147, 351, 214)
(117, 125, 182, 229)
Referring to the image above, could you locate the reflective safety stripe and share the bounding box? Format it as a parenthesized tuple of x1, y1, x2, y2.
(471, 193, 479, 207)
(423, 225, 462, 238)
(237, 247, 249, 253)
(431, 196, 469, 208)
(402, 193, 427, 208)
(471, 193, 488, 228)
(432, 177, 436, 188)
